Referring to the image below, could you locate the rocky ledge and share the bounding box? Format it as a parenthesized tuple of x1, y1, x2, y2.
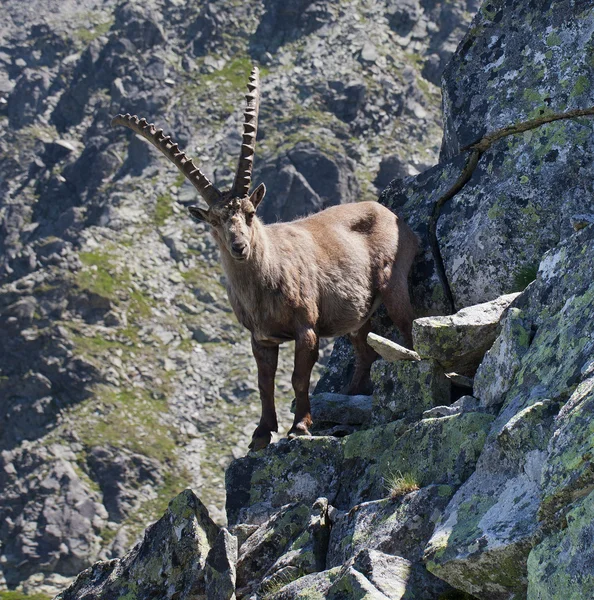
(58, 219, 594, 599)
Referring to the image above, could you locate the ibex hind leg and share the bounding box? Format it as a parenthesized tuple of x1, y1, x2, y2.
(380, 270, 414, 348)
(342, 318, 378, 396)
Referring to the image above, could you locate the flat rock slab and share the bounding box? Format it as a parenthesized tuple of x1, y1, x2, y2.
(412, 292, 520, 375)
(367, 333, 421, 362)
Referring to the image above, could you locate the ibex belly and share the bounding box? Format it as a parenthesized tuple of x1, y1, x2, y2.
(317, 285, 380, 338)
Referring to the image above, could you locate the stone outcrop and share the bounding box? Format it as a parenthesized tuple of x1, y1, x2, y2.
(56, 489, 222, 600)
(425, 224, 594, 599)
(55, 224, 594, 598)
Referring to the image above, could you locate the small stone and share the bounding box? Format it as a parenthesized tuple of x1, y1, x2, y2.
(360, 42, 378, 63)
(445, 372, 474, 389)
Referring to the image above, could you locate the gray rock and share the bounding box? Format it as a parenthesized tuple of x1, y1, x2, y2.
(86, 445, 163, 522)
(225, 437, 343, 526)
(528, 489, 594, 599)
(352, 549, 453, 600)
(56, 489, 218, 600)
(422, 395, 480, 419)
(473, 307, 533, 410)
(265, 567, 342, 600)
(373, 155, 409, 189)
(255, 498, 330, 596)
(441, 0, 594, 159)
(371, 358, 451, 424)
(236, 503, 313, 595)
(386, 0, 421, 35)
(327, 485, 455, 568)
(337, 411, 493, 508)
(359, 42, 379, 64)
(412, 293, 521, 375)
(325, 80, 367, 123)
(269, 549, 452, 599)
(7, 68, 50, 129)
(256, 143, 360, 224)
(0, 447, 108, 586)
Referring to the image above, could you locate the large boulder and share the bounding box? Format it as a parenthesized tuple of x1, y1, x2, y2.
(412, 292, 520, 375)
(371, 359, 451, 424)
(267, 550, 452, 600)
(528, 488, 594, 599)
(327, 485, 455, 568)
(240, 498, 330, 597)
(308, 393, 373, 433)
(255, 143, 360, 224)
(337, 412, 493, 508)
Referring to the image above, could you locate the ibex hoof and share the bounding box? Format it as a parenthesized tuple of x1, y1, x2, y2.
(287, 423, 312, 439)
(249, 433, 271, 452)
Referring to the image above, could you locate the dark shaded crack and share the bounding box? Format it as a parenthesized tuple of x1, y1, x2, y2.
(431, 105, 594, 313)
(429, 149, 480, 313)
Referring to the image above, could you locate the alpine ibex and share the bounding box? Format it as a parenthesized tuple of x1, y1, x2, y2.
(112, 67, 418, 451)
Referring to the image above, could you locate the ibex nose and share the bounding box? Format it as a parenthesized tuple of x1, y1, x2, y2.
(231, 242, 248, 258)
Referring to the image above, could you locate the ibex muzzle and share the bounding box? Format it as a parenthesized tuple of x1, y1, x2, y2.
(112, 67, 418, 451)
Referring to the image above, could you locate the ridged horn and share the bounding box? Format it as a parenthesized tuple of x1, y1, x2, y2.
(232, 66, 260, 198)
(111, 113, 221, 206)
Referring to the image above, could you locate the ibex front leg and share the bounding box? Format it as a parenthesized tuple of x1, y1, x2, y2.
(249, 337, 279, 451)
(288, 328, 319, 439)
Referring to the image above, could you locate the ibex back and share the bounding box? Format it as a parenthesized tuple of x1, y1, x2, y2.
(112, 67, 418, 451)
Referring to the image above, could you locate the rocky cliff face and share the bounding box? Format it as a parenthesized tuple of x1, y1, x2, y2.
(53, 0, 594, 598)
(0, 0, 480, 596)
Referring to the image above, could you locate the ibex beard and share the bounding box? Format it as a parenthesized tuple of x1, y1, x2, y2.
(112, 66, 418, 452)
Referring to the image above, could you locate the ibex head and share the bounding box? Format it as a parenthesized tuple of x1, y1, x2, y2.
(111, 67, 266, 261)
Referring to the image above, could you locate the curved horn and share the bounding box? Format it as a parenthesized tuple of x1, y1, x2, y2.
(111, 114, 221, 206)
(232, 66, 260, 198)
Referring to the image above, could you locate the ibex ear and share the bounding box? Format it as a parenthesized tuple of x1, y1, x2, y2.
(249, 183, 266, 210)
(188, 206, 211, 223)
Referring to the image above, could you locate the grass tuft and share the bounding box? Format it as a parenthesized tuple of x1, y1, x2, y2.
(385, 470, 420, 499)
